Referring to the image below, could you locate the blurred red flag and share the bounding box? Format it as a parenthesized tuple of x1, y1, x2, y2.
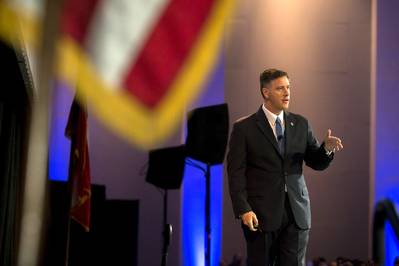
(65, 97, 91, 232)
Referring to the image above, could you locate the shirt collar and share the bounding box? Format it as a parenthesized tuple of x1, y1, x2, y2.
(262, 104, 284, 125)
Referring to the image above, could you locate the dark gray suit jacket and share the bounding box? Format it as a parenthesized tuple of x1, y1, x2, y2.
(227, 107, 333, 231)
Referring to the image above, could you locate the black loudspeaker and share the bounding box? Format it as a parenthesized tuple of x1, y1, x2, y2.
(186, 103, 229, 165)
(146, 145, 186, 189)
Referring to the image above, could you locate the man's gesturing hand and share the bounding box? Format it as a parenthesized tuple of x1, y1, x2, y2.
(324, 129, 344, 153)
(241, 211, 259, 231)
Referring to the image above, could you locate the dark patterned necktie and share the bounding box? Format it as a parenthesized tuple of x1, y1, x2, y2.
(276, 117, 285, 155)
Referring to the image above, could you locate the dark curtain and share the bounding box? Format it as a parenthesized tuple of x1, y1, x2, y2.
(0, 41, 31, 266)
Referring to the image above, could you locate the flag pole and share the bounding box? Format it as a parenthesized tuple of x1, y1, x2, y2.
(64, 105, 76, 266)
(17, 0, 63, 265)
(65, 158, 73, 266)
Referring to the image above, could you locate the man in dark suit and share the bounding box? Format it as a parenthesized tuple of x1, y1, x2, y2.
(227, 69, 343, 266)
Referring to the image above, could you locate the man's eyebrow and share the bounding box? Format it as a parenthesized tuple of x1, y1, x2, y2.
(276, 85, 289, 89)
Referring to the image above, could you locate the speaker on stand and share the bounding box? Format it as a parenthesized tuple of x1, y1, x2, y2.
(185, 103, 229, 266)
(146, 145, 186, 266)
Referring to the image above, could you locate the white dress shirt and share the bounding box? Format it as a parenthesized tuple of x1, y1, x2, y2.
(262, 104, 284, 140)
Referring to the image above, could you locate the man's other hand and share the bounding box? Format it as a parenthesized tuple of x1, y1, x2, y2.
(241, 211, 259, 231)
(324, 129, 344, 153)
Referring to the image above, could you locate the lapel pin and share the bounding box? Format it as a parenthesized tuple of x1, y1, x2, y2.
(290, 122, 294, 126)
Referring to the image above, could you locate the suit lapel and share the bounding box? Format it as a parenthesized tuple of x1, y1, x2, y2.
(255, 107, 281, 158)
(284, 111, 296, 159)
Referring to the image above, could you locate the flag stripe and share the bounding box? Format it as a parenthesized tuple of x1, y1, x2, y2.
(84, 0, 169, 88)
(60, 0, 100, 44)
(122, 0, 214, 108)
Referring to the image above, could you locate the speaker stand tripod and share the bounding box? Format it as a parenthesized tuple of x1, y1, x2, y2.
(205, 163, 211, 266)
(161, 189, 172, 266)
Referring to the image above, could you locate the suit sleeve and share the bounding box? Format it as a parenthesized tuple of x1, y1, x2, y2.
(227, 122, 252, 218)
(304, 119, 334, 171)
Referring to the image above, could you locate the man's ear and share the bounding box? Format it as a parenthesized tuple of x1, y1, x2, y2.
(262, 87, 269, 99)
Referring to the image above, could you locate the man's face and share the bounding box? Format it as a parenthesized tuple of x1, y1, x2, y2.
(262, 76, 290, 114)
